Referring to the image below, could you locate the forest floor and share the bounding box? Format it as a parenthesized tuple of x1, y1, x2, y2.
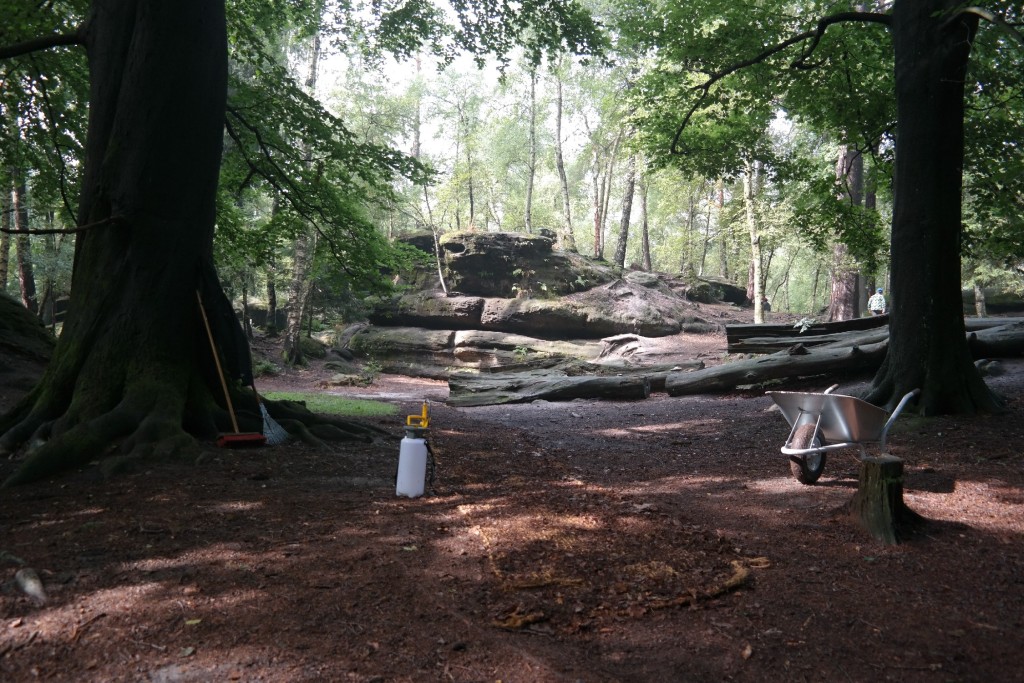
(2, 307, 1024, 682)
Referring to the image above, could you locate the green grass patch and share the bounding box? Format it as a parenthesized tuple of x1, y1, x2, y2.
(263, 392, 398, 418)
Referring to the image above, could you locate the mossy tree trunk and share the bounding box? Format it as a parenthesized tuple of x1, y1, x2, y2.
(0, 0, 242, 486)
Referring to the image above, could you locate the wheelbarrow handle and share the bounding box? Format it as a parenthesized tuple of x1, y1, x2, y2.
(880, 389, 920, 450)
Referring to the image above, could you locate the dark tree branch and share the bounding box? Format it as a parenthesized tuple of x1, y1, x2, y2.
(955, 7, 1024, 46)
(0, 215, 123, 235)
(790, 12, 892, 69)
(671, 11, 892, 155)
(0, 31, 83, 60)
(28, 55, 78, 221)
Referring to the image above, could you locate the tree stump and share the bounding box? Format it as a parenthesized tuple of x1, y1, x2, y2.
(847, 455, 923, 545)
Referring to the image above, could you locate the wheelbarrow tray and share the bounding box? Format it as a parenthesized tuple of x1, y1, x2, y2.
(768, 391, 890, 444)
(766, 388, 918, 484)
(767, 388, 919, 455)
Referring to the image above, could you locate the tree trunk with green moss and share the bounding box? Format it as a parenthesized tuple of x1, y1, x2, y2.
(0, 0, 242, 486)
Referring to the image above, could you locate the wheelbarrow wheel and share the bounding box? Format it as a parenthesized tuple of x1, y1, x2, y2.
(789, 423, 827, 485)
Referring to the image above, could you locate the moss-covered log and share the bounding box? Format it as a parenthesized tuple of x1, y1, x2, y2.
(448, 372, 651, 407)
(664, 342, 888, 396)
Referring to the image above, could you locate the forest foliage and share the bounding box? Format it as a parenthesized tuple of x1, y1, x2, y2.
(2, 0, 1022, 329)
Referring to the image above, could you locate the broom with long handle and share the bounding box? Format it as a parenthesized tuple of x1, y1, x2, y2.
(196, 291, 266, 448)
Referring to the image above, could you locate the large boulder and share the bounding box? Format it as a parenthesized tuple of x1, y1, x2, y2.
(372, 232, 730, 345)
(439, 231, 614, 297)
(695, 276, 750, 306)
(368, 277, 717, 340)
(368, 294, 485, 329)
(0, 294, 53, 411)
(343, 325, 605, 378)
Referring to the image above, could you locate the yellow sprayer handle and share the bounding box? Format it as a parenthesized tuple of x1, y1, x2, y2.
(406, 402, 429, 428)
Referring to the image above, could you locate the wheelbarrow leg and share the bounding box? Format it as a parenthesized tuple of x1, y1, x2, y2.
(879, 389, 921, 451)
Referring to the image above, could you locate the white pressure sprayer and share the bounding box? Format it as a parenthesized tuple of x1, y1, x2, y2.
(396, 402, 432, 498)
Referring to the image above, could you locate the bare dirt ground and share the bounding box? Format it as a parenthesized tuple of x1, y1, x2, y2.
(2, 316, 1024, 682)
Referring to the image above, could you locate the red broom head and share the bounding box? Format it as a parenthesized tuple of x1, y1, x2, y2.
(216, 433, 267, 448)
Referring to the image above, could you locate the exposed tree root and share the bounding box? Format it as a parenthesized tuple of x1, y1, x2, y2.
(647, 560, 753, 610)
(1, 381, 389, 487)
(3, 408, 139, 487)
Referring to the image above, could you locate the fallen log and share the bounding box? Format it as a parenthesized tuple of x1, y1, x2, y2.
(967, 321, 1024, 358)
(664, 341, 888, 396)
(563, 359, 705, 393)
(726, 316, 888, 352)
(732, 319, 1024, 359)
(733, 327, 890, 355)
(448, 372, 651, 407)
(726, 316, 1022, 354)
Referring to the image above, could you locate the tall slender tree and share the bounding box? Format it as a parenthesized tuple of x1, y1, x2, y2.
(552, 67, 577, 252)
(0, 190, 10, 293)
(11, 173, 37, 314)
(612, 152, 636, 269)
(638, 175, 651, 271)
(283, 29, 323, 365)
(828, 145, 863, 321)
(524, 68, 537, 233)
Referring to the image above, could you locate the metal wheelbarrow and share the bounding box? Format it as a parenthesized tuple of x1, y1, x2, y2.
(766, 386, 919, 484)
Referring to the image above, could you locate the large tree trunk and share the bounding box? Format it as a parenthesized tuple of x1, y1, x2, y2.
(828, 243, 858, 321)
(828, 146, 863, 321)
(0, 0, 234, 485)
(867, 1, 1000, 414)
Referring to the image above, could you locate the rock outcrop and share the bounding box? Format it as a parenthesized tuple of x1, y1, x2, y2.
(348, 230, 744, 379)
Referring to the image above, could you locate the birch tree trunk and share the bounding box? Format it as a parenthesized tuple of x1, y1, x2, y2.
(553, 73, 576, 252)
(524, 69, 536, 234)
(715, 179, 728, 279)
(283, 31, 322, 364)
(612, 154, 637, 269)
(639, 175, 651, 271)
(0, 190, 10, 293)
(12, 175, 37, 315)
(742, 160, 764, 324)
